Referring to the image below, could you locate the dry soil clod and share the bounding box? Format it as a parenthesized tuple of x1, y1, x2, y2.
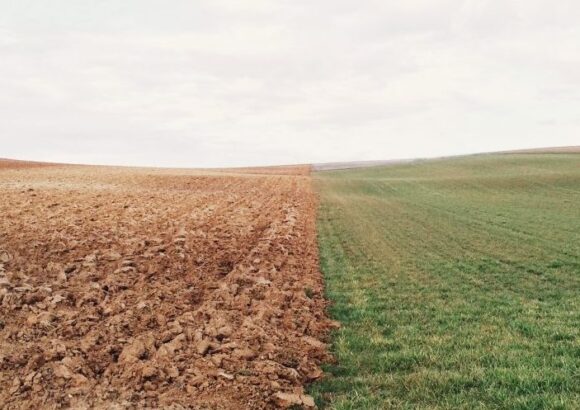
(0, 162, 333, 409)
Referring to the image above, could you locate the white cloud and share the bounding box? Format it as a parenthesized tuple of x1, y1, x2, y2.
(0, 0, 578, 167)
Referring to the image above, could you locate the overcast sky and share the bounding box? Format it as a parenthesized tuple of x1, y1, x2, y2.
(1, 1, 579, 167)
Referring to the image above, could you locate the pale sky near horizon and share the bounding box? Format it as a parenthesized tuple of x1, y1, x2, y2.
(1, 1, 579, 167)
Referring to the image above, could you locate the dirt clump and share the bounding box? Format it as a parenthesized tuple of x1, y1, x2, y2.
(0, 164, 333, 409)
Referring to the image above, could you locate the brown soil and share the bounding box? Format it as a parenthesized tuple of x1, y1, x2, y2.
(504, 146, 580, 154)
(0, 159, 58, 169)
(0, 163, 335, 409)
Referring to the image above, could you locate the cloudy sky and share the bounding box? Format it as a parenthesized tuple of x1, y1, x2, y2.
(1, 1, 578, 167)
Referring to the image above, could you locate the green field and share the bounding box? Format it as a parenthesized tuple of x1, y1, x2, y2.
(310, 154, 580, 409)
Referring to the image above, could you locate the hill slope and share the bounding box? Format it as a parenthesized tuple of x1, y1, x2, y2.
(311, 153, 580, 409)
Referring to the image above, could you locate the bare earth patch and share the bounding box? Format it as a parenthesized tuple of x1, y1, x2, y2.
(504, 145, 580, 154)
(0, 159, 58, 170)
(0, 163, 334, 409)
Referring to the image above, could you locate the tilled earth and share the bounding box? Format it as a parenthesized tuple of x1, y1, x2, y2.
(0, 161, 335, 409)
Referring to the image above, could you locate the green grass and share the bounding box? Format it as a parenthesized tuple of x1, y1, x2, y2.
(310, 154, 580, 409)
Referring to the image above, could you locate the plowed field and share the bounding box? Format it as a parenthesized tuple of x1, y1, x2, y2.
(0, 162, 334, 409)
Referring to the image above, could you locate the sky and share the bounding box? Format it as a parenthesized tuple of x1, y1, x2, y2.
(1, 0, 579, 168)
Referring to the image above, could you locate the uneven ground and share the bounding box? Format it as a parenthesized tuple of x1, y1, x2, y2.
(0, 161, 334, 409)
(311, 154, 580, 409)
